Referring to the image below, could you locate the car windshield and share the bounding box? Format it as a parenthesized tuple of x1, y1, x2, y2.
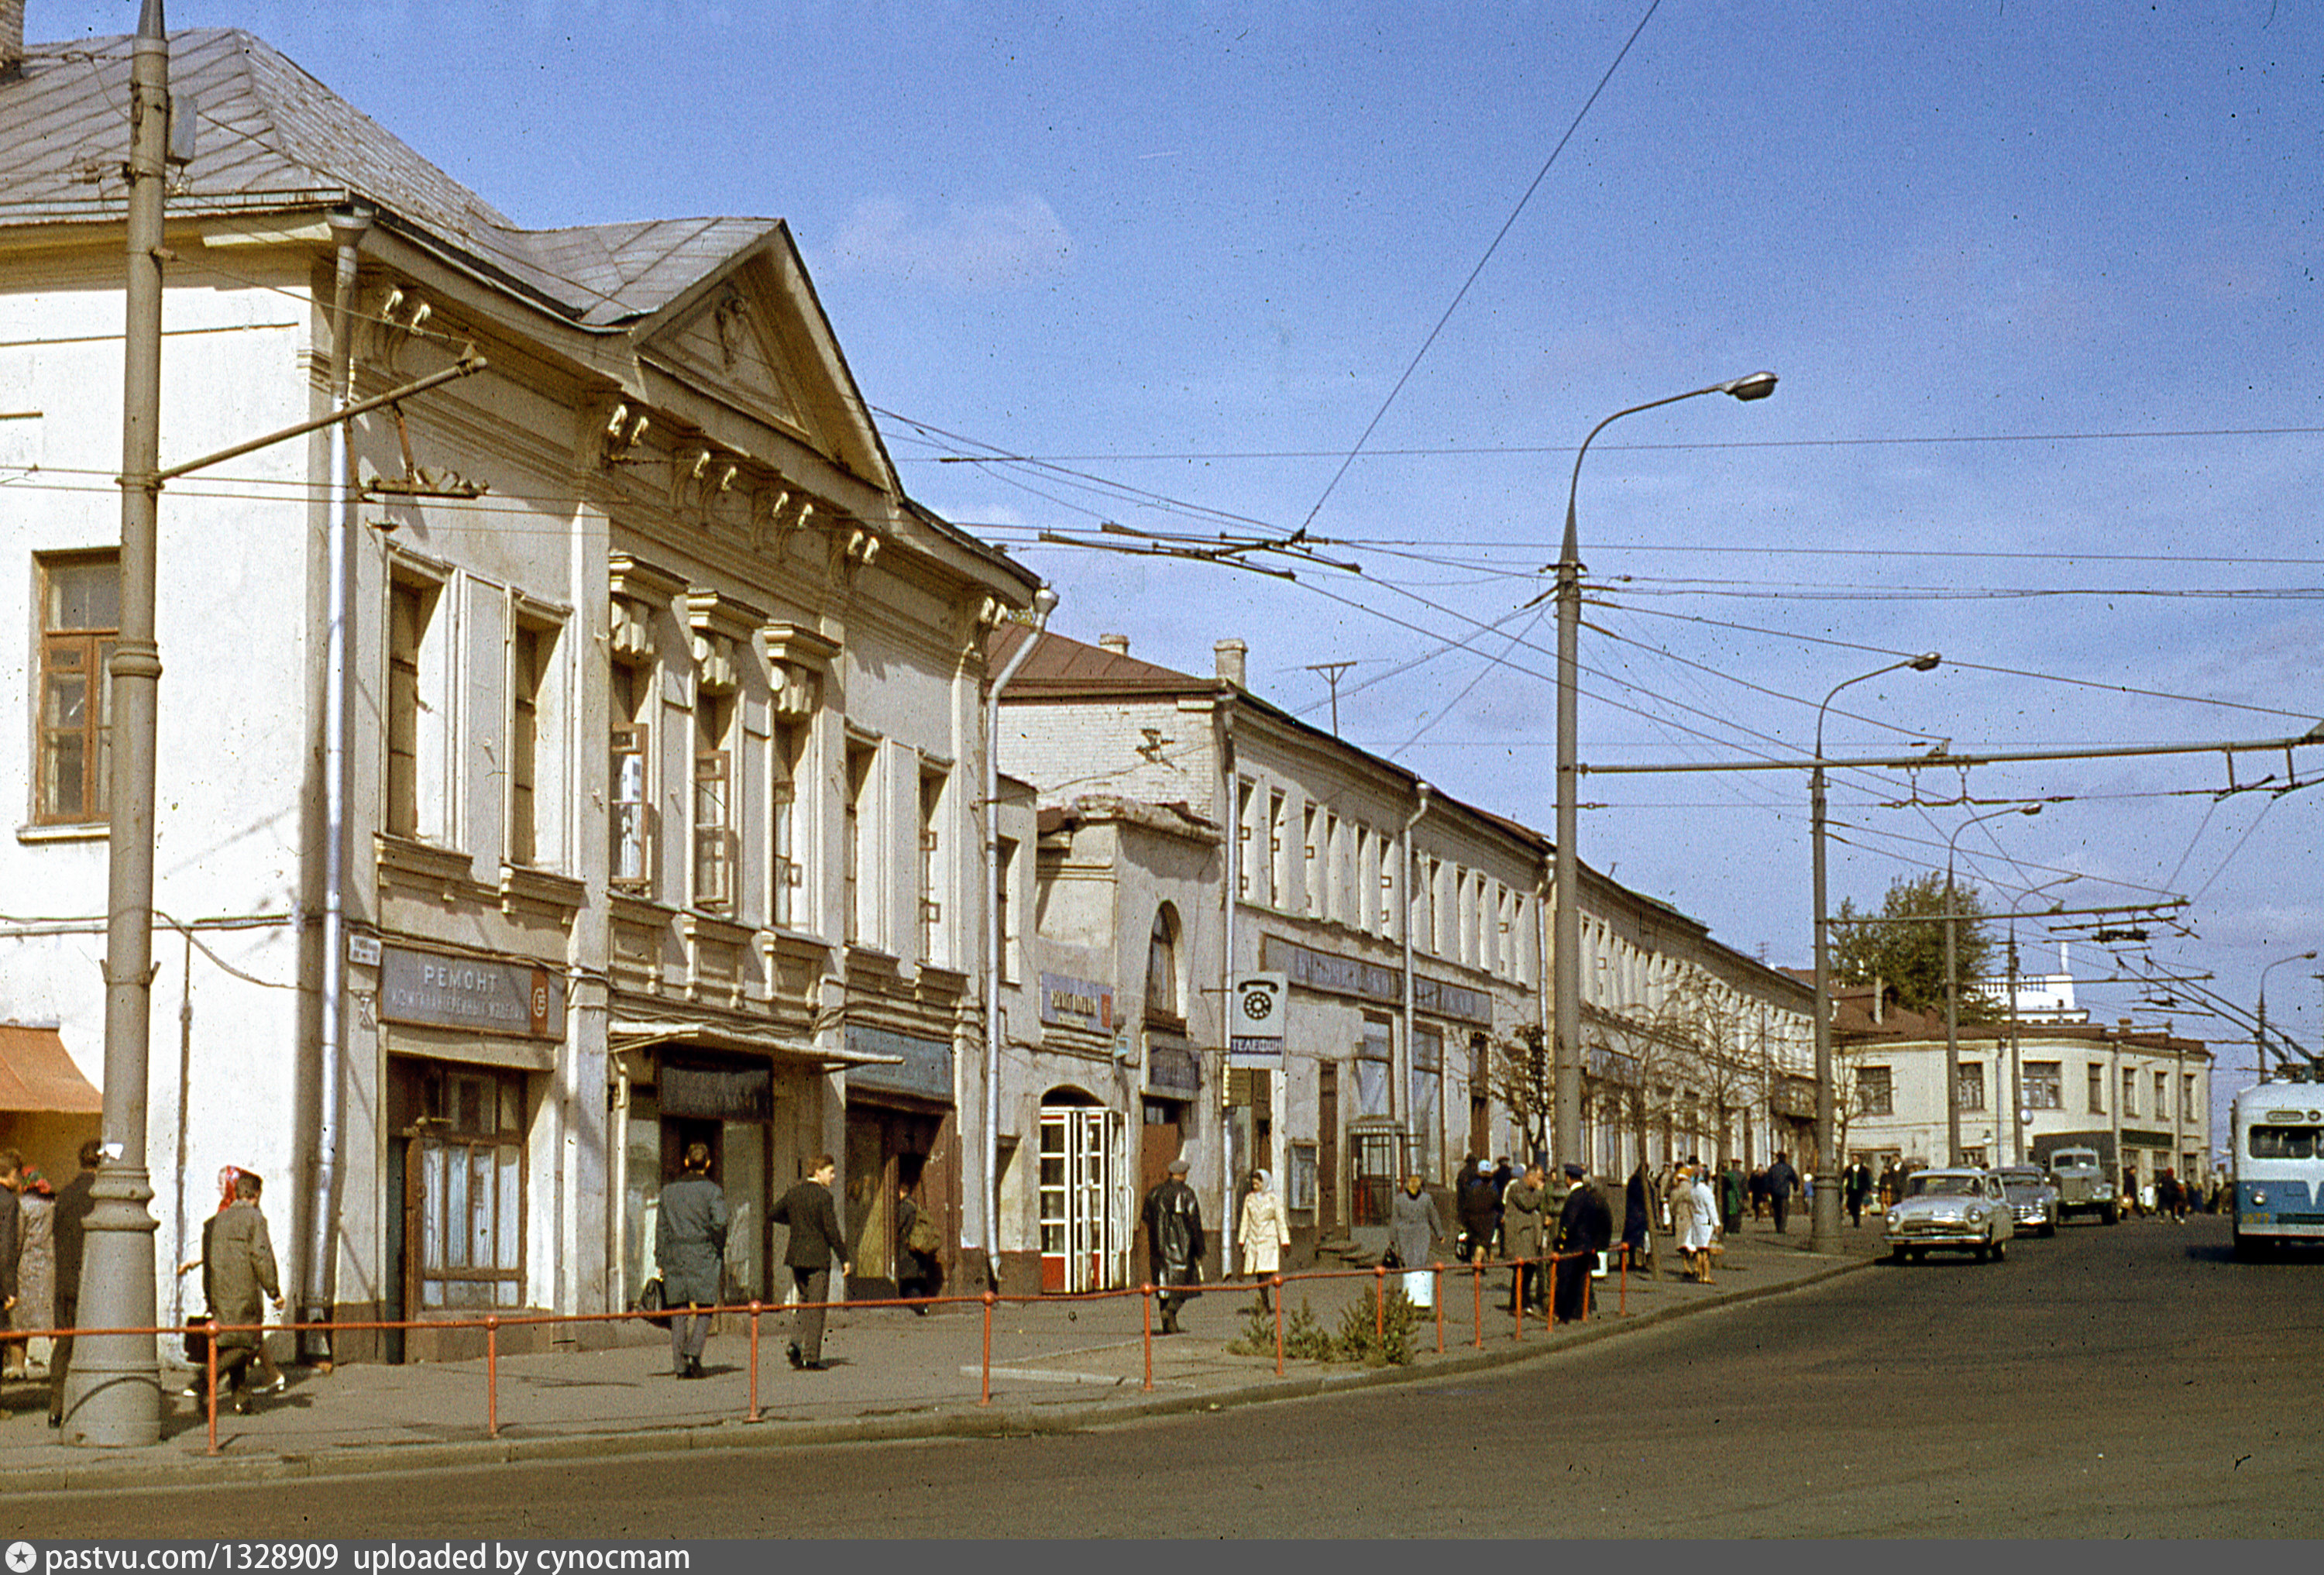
(1997, 1171, 2042, 1185)
(1906, 1174, 1979, 1198)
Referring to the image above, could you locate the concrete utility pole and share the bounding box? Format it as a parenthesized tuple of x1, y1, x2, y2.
(66, 0, 170, 1449)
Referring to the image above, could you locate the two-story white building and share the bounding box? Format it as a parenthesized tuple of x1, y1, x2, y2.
(1836, 982, 2210, 1188)
(0, 19, 1037, 1358)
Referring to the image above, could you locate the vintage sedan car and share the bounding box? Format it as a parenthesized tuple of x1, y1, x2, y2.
(1882, 1167, 2016, 1263)
(1995, 1165, 2061, 1236)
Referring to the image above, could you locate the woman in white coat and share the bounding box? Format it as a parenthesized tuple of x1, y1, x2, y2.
(1237, 1170, 1291, 1312)
(1684, 1165, 1718, 1283)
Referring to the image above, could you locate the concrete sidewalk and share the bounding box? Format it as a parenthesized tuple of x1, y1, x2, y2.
(0, 1217, 1887, 1491)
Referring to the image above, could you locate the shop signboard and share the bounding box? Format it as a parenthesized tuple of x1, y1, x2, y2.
(380, 945, 563, 1040)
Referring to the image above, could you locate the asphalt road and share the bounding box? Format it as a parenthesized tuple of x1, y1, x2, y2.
(18, 1215, 2324, 1538)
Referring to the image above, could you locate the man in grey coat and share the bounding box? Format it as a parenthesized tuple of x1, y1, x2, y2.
(199, 1171, 280, 1413)
(1500, 1163, 1551, 1312)
(655, 1143, 730, 1379)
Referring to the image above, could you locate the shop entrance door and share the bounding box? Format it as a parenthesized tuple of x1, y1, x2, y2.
(1039, 1104, 1117, 1291)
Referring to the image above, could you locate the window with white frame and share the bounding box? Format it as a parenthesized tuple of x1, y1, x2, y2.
(2024, 1061, 2064, 1110)
(2154, 1071, 2168, 1117)
(1958, 1061, 1985, 1112)
(609, 659, 653, 892)
(995, 836, 1019, 982)
(2121, 1067, 2138, 1117)
(1301, 804, 1320, 918)
(507, 614, 561, 868)
(33, 551, 117, 825)
(1146, 905, 1181, 1024)
(2087, 1062, 2106, 1115)
(1236, 777, 1257, 900)
(918, 765, 948, 965)
(1269, 790, 1290, 910)
(385, 573, 443, 840)
(1858, 1064, 1893, 1116)
(692, 695, 736, 911)
(844, 740, 877, 946)
(768, 720, 803, 927)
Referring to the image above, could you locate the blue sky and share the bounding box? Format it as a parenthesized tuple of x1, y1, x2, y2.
(112, 2, 2324, 1119)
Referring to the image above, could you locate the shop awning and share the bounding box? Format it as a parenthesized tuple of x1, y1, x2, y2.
(0, 1024, 104, 1114)
(609, 1017, 904, 1070)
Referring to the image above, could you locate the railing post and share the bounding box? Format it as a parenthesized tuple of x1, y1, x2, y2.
(1373, 1264, 1385, 1344)
(1582, 1250, 1593, 1323)
(981, 1288, 996, 1406)
(1434, 1264, 1445, 1354)
(1619, 1243, 1631, 1319)
(747, 1302, 763, 1422)
(485, 1315, 500, 1438)
(1471, 1260, 1483, 1349)
(1271, 1276, 1284, 1377)
(1140, 1284, 1154, 1393)
(205, 1319, 220, 1456)
(1514, 1261, 1525, 1341)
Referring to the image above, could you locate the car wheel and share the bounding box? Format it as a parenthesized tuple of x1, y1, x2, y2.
(1991, 1236, 2006, 1262)
(2101, 1204, 2118, 1226)
(1885, 1248, 1907, 1266)
(2040, 1223, 2056, 1238)
(1909, 1249, 1925, 1264)
(1973, 1241, 1989, 1263)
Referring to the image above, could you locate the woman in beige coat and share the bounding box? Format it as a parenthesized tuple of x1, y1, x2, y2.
(1667, 1163, 1703, 1281)
(1237, 1171, 1291, 1312)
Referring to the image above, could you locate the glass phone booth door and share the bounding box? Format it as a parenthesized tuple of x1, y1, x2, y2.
(1039, 1106, 1116, 1292)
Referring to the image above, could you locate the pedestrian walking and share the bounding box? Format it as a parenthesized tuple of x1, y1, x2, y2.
(772, 1154, 851, 1370)
(196, 1171, 280, 1414)
(1387, 1172, 1443, 1308)
(1621, 1161, 1653, 1274)
(1720, 1158, 1747, 1236)
(1500, 1163, 1549, 1312)
(1764, 1153, 1800, 1233)
(1552, 1165, 1613, 1323)
(177, 1166, 288, 1394)
(896, 1181, 942, 1311)
(1843, 1160, 1872, 1228)
(1141, 1157, 1205, 1333)
(1686, 1164, 1718, 1283)
(1236, 1170, 1290, 1312)
(0, 1150, 22, 1381)
(1750, 1165, 1769, 1222)
(46, 1139, 98, 1428)
(655, 1142, 729, 1379)
(13, 1168, 54, 1374)
(1669, 1161, 1703, 1281)
(1456, 1156, 1498, 1264)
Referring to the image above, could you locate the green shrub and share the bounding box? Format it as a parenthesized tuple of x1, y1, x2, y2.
(1225, 1295, 1340, 1363)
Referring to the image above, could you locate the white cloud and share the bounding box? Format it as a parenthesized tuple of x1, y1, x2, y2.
(825, 194, 1073, 291)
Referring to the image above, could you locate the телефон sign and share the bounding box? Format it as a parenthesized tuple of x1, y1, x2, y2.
(380, 947, 564, 1040)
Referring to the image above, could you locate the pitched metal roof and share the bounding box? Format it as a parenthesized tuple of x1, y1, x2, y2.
(0, 27, 771, 326)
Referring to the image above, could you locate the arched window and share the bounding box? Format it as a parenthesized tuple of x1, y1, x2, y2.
(1146, 905, 1181, 1023)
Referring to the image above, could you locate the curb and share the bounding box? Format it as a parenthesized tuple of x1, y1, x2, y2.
(14, 1250, 1873, 1494)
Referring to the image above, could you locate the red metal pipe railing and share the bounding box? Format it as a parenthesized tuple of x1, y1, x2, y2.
(47, 1246, 1659, 1450)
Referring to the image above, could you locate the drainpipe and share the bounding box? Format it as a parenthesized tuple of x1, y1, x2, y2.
(305, 205, 371, 1361)
(1402, 783, 1431, 1173)
(983, 586, 1056, 1289)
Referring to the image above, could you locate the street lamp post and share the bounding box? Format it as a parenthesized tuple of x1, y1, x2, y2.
(1810, 654, 1940, 1250)
(1944, 803, 2043, 1165)
(1553, 371, 1776, 1170)
(2257, 951, 2319, 1083)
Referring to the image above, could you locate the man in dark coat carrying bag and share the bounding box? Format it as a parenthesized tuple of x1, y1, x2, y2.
(1141, 1157, 1205, 1333)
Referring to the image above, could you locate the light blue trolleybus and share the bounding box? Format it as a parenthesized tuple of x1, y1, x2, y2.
(2232, 1078, 2324, 1258)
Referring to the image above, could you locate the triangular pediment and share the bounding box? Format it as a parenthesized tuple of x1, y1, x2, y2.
(636, 230, 894, 493)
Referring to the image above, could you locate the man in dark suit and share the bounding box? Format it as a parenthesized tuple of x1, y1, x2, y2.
(1764, 1152, 1800, 1233)
(47, 1140, 101, 1426)
(1551, 1164, 1614, 1325)
(772, 1154, 850, 1370)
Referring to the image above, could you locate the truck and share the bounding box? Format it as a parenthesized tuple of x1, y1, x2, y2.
(2047, 1146, 2119, 1225)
